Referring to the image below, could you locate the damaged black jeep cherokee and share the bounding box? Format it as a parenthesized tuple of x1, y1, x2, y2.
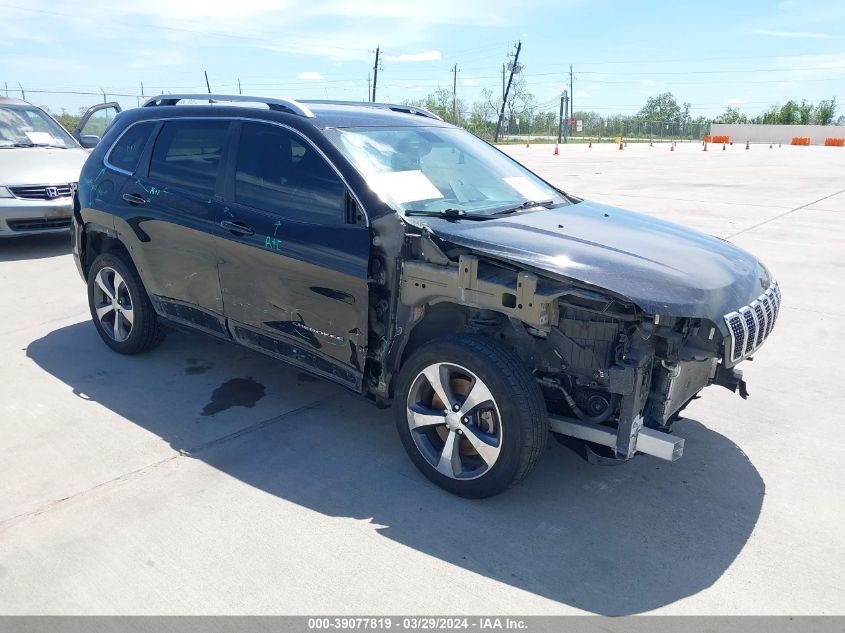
(73, 95, 780, 498)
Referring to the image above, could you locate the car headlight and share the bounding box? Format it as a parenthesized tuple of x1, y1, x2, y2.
(0, 186, 14, 198)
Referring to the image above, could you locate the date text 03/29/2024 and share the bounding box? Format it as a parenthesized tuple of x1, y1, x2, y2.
(307, 617, 528, 630)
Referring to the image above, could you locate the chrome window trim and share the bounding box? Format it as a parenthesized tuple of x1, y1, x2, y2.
(102, 115, 370, 227)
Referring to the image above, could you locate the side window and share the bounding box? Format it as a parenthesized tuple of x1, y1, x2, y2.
(149, 120, 228, 196)
(107, 122, 155, 174)
(234, 122, 345, 223)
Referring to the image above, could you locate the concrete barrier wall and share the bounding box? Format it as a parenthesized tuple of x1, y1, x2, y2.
(710, 124, 845, 146)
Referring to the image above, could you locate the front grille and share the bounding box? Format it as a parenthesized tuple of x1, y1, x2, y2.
(6, 218, 72, 231)
(9, 184, 74, 200)
(724, 280, 781, 364)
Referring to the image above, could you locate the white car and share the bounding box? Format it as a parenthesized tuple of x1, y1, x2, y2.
(0, 97, 120, 238)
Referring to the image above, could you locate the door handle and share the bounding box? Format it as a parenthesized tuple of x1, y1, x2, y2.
(122, 192, 147, 206)
(220, 219, 255, 236)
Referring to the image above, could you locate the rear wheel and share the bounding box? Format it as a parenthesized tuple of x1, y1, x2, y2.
(395, 335, 548, 498)
(87, 252, 163, 354)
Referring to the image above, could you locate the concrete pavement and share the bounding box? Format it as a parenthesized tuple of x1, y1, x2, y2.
(0, 142, 843, 614)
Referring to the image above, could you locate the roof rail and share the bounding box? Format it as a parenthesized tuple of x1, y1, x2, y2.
(142, 94, 315, 118)
(300, 100, 443, 121)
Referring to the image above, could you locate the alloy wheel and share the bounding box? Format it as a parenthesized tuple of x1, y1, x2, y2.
(92, 266, 134, 342)
(406, 362, 503, 480)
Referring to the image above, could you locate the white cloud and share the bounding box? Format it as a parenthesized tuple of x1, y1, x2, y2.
(724, 98, 747, 105)
(751, 29, 831, 39)
(299, 71, 325, 80)
(462, 74, 478, 86)
(384, 50, 442, 63)
(575, 90, 589, 98)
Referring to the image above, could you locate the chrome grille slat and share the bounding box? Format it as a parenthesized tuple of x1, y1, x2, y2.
(752, 301, 766, 348)
(723, 280, 780, 365)
(761, 295, 774, 338)
(742, 308, 756, 354)
(9, 184, 73, 200)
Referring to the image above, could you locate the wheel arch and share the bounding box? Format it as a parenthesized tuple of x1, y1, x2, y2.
(81, 225, 132, 280)
(387, 301, 534, 400)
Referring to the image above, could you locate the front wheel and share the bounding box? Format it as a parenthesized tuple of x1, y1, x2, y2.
(394, 335, 548, 498)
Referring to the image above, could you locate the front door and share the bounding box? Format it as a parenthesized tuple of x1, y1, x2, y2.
(73, 102, 122, 148)
(216, 120, 370, 388)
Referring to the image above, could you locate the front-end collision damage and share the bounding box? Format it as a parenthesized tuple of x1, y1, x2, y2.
(389, 224, 779, 465)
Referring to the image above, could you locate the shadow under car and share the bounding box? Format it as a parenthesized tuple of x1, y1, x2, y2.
(26, 321, 765, 615)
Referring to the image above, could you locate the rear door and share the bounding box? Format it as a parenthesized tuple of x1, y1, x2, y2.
(216, 120, 370, 388)
(113, 118, 231, 337)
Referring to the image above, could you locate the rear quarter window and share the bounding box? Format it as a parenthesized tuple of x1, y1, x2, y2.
(107, 121, 156, 174)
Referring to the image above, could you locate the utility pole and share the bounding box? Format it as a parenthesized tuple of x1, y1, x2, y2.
(452, 63, 459, 120)
(494, 40, 522, 143)
(501, 64, 506, 104)
(569, 65, 574, 126)
(371, 47, 380, 102)
(564, 91, 570, 143)
(557, 91, 565, 144)
(238, 78, 242, 95)
(4, 82, 8, 97)
(140, 82, 145, 100)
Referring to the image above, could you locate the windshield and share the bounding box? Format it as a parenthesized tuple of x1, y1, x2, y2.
(0, 105, 77, 149)
(324, 126, 566, 216)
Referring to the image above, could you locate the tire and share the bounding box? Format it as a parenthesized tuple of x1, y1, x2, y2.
(87, 251, 164, 354)
(394, 335, 548, 498)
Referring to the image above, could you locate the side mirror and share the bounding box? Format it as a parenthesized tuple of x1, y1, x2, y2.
(79, 134, 100, 149)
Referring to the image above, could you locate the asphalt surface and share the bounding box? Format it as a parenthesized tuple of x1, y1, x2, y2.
(1, 141, 843, 614)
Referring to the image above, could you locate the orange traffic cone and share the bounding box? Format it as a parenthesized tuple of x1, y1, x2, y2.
(649, 139, 653, 147)
(745, 141, 750, 150)
(526, 141, 530, 148)
(703, 142, 708, 151)
(588, 141, 592, 148)
(553, 144, 559, 155)
(670, 143, 674, 152)
(619, 142, 623, 150)
(722, 143, 726, 151)
(769, 144, 773, 149)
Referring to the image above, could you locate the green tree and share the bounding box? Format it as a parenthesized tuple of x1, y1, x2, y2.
(814, 98, 837, 125)
(40, 105, 86, 133)
(637, 92, 690, 123)
(716, 107, 748, 124)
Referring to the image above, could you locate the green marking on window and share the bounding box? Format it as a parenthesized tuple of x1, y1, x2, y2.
(265, 236, 282, 251)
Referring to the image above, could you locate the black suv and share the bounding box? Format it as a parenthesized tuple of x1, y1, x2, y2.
(73, 94, 779, 498)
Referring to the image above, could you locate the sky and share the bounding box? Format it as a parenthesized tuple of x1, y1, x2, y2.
(1, 0, 844, 119)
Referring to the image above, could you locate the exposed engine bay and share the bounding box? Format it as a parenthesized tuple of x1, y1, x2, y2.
(378, 227, 776, 464)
